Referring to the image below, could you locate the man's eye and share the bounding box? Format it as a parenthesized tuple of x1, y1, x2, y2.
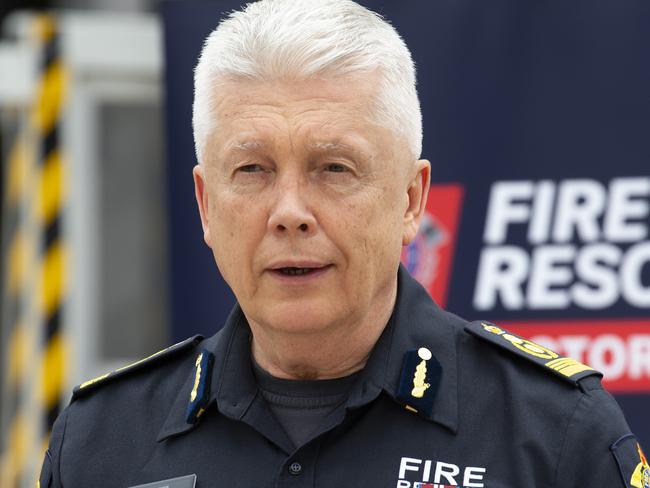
(238, 164, 264, 173)
(325, 163, 348, 173)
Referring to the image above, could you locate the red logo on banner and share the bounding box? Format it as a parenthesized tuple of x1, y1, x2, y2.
(507, 320, 650, 392)
(401, 184, 464, 308)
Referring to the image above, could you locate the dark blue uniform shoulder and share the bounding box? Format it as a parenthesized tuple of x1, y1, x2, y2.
(72, 334, 204, 401)
(464, 320, 603, 387)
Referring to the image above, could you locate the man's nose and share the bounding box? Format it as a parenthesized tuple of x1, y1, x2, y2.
(267, 180, 317, 236)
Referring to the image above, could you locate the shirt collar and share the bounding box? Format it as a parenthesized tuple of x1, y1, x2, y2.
(346, 265, 459, 433)
(158, 265, 459, 441)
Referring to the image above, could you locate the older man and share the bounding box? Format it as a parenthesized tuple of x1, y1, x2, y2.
(40, 1, 646, 487)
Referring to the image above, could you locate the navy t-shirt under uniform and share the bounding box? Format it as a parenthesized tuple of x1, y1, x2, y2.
(252, 359, 361, 449)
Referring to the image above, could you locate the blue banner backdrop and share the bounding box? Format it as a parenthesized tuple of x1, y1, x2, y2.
(162, 0, 650, 445)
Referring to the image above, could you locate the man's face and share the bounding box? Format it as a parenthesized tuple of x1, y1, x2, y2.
(194, 75, 429, 335)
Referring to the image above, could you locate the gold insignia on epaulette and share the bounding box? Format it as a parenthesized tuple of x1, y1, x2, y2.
(190, 353, 203, 402)
(545, 357, 594, 378)
(396, 346, 440, 418)
(482, 324, 504, 335)
(79, 372, 111, 390)
(78, 346, 172, 390)
(114, 346, 171, 373)
(481, 322, 559, 360)
(411, 347, 432, 398)
(185, 349, 214, 424)
(468, 321, 601, 385)
(73, 335, 204, 400)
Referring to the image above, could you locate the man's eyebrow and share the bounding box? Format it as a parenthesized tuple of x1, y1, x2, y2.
(308, 141, 374, 162)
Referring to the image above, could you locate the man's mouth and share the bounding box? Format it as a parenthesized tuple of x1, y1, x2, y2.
(269, 263, 332, 280)
(278, 267, 316, 276)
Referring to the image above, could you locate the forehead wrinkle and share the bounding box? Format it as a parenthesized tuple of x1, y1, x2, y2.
(308, 142, 352, 152)
(228, 140, 266, 152)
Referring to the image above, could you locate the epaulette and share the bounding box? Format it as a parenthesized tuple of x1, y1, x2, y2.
(395, 347, 442, 418)
(465, 321, 602, 386)
(72, 335, 204, 401)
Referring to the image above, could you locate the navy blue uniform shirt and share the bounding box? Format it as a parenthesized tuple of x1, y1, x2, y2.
(39, 267, 648, 487)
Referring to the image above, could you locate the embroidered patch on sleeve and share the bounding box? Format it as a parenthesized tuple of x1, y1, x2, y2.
(611, 434, 650, 488)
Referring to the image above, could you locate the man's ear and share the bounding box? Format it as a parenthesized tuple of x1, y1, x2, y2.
(193, 164, 212, 247)
(402, 159, 431, 246)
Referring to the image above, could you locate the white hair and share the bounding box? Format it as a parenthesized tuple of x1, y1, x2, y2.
(193, 0, 422, 163)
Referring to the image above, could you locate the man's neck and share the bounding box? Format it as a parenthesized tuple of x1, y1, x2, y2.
(248, 283, 397, 380)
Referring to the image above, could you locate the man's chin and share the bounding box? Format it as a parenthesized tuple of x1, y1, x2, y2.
(255, 301, 346, 335)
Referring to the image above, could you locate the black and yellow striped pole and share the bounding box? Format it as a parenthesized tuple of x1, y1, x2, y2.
(0, 13, 68, 487)
(0, 129, 37, 488)
(33, 14, 68, 446)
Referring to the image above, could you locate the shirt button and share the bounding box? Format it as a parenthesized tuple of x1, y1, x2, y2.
(288, 462, 303, 475)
